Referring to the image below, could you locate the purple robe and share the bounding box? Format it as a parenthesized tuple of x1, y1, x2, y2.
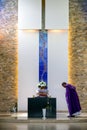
(65, 84, 81, 116)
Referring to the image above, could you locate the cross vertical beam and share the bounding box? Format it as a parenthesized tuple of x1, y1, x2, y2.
(39, 0, 48, 86)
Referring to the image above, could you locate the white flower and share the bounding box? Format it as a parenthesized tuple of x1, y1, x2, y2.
(37, 81, 46, 87)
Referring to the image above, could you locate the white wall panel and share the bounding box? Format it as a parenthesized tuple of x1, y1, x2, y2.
(48, 31, 68, 111)
(18, 0, 41, 29)
(45, 0, 69, 29)
(18, 31, 39, 111)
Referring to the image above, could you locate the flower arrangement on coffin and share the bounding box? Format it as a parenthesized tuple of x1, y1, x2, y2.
(37, 81, 47, 87)
(37, 81, 48, 97)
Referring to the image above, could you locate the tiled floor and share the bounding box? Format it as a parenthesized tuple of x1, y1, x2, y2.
(0, 112, 87, 130)
(0, 112, 87, 123)
(0, 123, 87, 130)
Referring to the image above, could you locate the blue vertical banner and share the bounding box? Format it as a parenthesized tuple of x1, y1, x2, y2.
(39, 31, 48, 86)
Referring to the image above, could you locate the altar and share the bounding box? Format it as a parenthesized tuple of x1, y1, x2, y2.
(28, 97, 56, 118)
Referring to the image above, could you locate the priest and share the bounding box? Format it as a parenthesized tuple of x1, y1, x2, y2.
(62, 82, 81, 117)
